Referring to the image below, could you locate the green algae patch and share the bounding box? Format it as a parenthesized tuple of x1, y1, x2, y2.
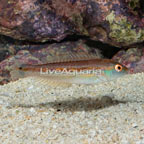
(106, 11, 144, 45)
(71, 14, 89, 35)
(128, 0, 139, 10)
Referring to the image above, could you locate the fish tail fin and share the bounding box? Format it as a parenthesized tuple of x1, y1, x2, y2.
(10, 61, 32, 81)
(10, 69, 26, 81)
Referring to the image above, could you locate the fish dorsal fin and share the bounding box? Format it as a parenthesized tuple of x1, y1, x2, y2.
(43, 51, 102, 64)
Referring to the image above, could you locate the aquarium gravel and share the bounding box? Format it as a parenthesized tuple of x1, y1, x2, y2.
(0, 73, 144, 143)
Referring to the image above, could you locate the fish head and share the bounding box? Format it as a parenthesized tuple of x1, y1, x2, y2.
(103, 63, 128, 80)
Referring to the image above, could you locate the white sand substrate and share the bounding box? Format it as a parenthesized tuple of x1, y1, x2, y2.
(0, 73, 144, 143)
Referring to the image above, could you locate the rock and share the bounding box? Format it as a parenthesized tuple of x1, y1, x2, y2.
(112, 47, 144, 74)
(0, 0, 144, 47)
(0, 35, 27, 62)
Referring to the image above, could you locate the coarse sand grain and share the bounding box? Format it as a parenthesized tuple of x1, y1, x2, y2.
(0, 73, 144, 143)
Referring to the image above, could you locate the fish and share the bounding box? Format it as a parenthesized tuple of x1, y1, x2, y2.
(10, 53, 128, 87)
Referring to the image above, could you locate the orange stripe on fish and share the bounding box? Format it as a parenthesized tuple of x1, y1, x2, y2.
(10, 53, 129, 86)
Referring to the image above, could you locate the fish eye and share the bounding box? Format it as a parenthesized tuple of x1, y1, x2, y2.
(115, 64, 123, 72)
(19, 66, 23, 70)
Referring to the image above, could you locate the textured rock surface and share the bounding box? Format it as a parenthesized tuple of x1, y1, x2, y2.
(112, 47, 144, 73)
(0, 0, 144, 46)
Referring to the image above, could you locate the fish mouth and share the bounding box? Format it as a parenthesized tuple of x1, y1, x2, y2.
(124, 67, 131, 74)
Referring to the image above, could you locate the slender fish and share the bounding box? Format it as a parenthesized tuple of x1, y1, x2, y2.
(11, 54, 128, 86)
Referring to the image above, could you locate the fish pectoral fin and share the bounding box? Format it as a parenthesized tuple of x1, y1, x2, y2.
(97, 75, 109, 84)
(33, 76, 72, 88)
